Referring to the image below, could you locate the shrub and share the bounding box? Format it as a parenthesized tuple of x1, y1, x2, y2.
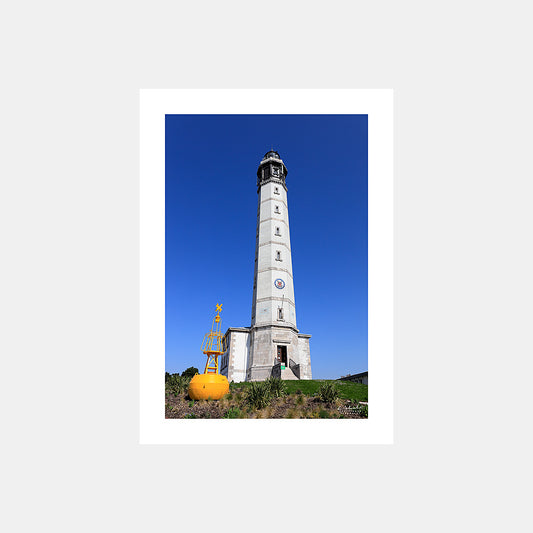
(184, 413, 197, 419)
(265, 377, 286, 398)
(317, 382, 340, 403)
(182, 376, 191, 391)
(181, 367, 199, 379)
(223, 407, 242, 419)
(166, 374, 190, 396)
(246, 381, 272, 409)
(318, 409, 330, 418)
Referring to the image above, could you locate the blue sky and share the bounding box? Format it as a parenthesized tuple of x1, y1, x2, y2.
(165, 114, 367, 379)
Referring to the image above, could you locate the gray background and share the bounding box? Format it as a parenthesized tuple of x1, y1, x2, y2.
(2, 1, 531, 531)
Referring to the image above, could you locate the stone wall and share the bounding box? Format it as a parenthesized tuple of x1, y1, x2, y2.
(247, 325, 312, 381)
(220, 328, 250, 383)
(297, 334, 312, 380)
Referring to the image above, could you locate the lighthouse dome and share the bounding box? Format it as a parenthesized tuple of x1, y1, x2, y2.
(257, 149, 288, 188)
(262, 150, 281, 161)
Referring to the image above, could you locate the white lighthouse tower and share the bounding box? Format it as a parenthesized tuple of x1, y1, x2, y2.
(219, 150, 312, 382)
(247, 150, 312, 381)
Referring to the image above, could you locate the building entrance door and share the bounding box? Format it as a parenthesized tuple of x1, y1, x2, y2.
(277, 345, 287, 366)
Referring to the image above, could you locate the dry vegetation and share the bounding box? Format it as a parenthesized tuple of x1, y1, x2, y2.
(165, 378, 368, 419)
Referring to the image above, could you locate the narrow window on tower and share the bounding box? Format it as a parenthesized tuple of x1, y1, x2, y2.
(274, 205, 280, 214)
(274, 187, 280, 195)
(278, 308, 284, 321)
(275, 226, 281, 236)
(276, 250, 282, 261)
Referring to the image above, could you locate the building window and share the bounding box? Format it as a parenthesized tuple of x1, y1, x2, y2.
(276, 250, 282, 261)
(275, 227, 281, 236)
(274, 187, 280, 195)
(274, 205, 280, 214)
(278, 308, 284, 320)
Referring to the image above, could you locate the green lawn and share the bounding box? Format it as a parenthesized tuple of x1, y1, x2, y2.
(230, 379, 368, 403)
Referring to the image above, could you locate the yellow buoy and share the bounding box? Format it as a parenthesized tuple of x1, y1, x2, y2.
(189, 373, 229, 400)
(188, 303, 230, 401)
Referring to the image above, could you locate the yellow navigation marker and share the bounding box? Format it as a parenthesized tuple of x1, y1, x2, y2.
(188, 303, 230, 400)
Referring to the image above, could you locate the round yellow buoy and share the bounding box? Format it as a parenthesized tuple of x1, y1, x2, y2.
(188, 373, 229, 400)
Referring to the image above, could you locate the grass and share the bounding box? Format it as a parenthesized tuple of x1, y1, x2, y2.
(230, 379, 367, 403)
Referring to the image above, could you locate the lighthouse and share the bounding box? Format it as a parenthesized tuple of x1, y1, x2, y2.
(248, 150, 312, 380)
(219, 150, 312, 382)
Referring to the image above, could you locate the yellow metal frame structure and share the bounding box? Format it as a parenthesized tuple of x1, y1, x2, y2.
(188, 303, 230, 400)
(201, 303, 226, 374)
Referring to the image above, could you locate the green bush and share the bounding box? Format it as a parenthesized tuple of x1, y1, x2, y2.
(246, 381, 272, 409)
(317, 382, 339, 403)
(223, 407, 242, 419)
(265, 377, 287, 398)
(166, 374, 191, 396)
(184, 413, 197, 419)
(181, 366, 199, 379)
